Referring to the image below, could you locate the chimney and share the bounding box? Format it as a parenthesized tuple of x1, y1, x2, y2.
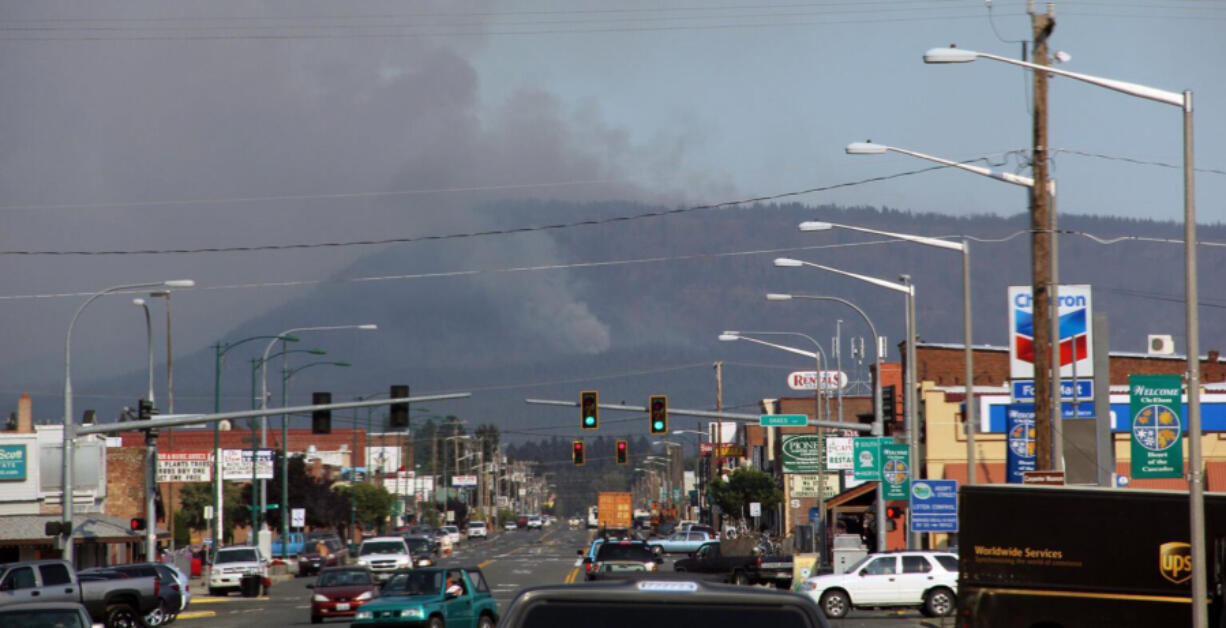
(16, 393, 33, 433)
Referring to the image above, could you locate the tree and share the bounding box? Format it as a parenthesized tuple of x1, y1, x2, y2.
(707, 467, 782, 520)
(178, 481, 246, 542)
(350, 482, 394, 529)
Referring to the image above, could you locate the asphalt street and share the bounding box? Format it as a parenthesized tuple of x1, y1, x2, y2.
(176, 525, 950, 628)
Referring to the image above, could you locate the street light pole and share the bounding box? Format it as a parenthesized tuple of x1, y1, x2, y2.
(61, 279, 193, 563)
(133, 298, 158, 561)
(924, 46, 1203, 624)
(767, 293, 886, 554)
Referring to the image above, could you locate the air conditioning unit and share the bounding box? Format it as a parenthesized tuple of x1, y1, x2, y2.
(1148, 334, 1175, 356)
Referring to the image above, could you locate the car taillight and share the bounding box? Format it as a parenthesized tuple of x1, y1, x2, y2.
(171, 583, 181, 592)
(585, 563, 594, 572)
(756, 556, 762, 568)
(154, 577, 160, 597)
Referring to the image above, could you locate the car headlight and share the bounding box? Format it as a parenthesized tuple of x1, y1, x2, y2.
(313, 594, 329, 603)
(355, 591, 373, 601)
(403, 608, 425, 619)
(646, 562, 658, 571)
(357, 558, 369, 565)
(355, 611, 372, 620)
(417, 559, 432, 567)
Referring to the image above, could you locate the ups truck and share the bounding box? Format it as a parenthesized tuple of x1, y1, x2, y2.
(958, 484, 1226, 627)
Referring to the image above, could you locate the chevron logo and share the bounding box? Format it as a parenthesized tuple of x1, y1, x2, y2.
(1014, 308, 1088, 366)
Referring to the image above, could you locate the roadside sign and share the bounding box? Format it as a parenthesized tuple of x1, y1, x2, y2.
(1130, 374, 1183, 479)
(1012, 379, 1094, 403)
(826, 437, 854, 470)
(910, 480, 958, 533)
(157, 451, 212, 483)
(852, 437, 890, 481)
(781, 435, 823, 474)
(1006, 404, 1037, 484)
(1022, 471, 1066, 485)
(204, 505, 214, 520)
(1008, 284, 1094, 379)
(881, 444, 910, 500)
(291, 508, 305, 528)
(760, 414, 808, 427)
(786, 371, 849, 392)
(749, 502, 761, 517)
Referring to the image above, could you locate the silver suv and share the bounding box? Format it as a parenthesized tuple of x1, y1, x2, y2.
(355, 537, 412, 581)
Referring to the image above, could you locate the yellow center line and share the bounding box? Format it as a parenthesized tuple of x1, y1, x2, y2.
(478, 559, 493, 569)
(176, 610, 218, 620)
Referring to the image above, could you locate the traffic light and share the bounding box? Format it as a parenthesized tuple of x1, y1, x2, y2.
(129, 518, 146, 532)
(389, 385, 409, 428)
(881, 385, 897, 423)
(886, 505, 903, 519)
(649, 395, 668, 434)
(572, 440, 586, 466)
(312, 392, 332, 434)
(616, 440, 628, 465)
(44, 521, 67, 537)
(138, 399, 154, 422)
(580, 390, 599, 430)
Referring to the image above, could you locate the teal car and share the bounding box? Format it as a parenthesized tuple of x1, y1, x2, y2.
(352, 567, 498, 628)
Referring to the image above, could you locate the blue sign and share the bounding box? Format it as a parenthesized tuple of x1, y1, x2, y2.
(1006, 404, 1037, 484)
(1012, 379, 1094, 402)
(910, 480, 957, 533)
(0, 445, 27, 481)
(808, 507, 821, 523)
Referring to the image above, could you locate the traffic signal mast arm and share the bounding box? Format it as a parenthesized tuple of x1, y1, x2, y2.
(525, 398, 872, 433)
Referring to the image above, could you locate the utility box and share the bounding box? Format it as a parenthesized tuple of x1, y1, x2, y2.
(832, 534, 867, 574)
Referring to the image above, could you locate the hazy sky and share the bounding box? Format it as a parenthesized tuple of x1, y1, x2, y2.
(2, 1, 1223, 419)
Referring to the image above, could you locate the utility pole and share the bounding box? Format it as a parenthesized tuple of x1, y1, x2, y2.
(713, 361, 723, 531)
(1030, 0, 1056, 471)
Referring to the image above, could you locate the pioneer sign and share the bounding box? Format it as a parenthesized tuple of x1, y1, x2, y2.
(781, 434, 823, 474)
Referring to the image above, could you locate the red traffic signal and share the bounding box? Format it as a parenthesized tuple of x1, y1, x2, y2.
(616, 440, 628, 465)
(885, 506, 904, 519)
(572, 440, 586, 466)
(129, 518, 147, 532)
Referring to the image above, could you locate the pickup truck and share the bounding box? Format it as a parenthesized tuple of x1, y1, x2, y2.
(0, 559, 161, 628)
(271, 531, 306, 557)
(672, 541, 793, 588)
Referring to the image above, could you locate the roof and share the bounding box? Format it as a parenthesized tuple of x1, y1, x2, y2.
(822, 481, 879, 509)
(0, 514, 167, 545)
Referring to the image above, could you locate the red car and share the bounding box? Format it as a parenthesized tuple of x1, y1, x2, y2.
(308, 566, 378, 624)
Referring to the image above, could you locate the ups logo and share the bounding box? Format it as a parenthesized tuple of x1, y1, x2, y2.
(1160, 542, 1192, 584)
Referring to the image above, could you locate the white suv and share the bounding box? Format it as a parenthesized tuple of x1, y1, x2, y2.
(355, 537, 412, 581)
(207, 546, 268, 596)
(466, 521, 488, 539)
(801, 551, 958, 619)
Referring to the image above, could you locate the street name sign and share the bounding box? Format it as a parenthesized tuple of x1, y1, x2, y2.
(760, 414, 808, 427)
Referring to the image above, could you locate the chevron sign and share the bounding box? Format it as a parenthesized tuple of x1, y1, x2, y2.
(1008, 285, 1095, 379)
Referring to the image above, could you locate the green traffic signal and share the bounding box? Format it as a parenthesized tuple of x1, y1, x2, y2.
(580, 390, 599, 430)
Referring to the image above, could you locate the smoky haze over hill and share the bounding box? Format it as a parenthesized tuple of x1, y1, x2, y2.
(11, 202, 1224, 443)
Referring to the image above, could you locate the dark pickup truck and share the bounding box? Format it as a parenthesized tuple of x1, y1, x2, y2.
(0, 559, 161, 627)
(672, 541, 793, 588)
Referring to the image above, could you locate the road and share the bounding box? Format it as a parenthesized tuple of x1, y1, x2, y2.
(177, 526, 949, 628)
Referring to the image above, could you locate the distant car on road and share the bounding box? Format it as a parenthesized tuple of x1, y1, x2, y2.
(801, 551, 959, 619)
(586, 541, 658, 582)
(355, 537, 413, 582)
(307, 566, 378, 624)
(526, 515, 543, 529)
(647, 531, 716, 556)
(466, 521, 488, 539)
(441, 525, 463, 545)
(208, 546, 269, 596)
(503, 520, 518, 531)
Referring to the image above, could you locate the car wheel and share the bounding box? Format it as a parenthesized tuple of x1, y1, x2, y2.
(207, 587, 223, 597)
(144, 601, 166, 627)
(819, 590, 850, 619)
(924, 587, 956, 617)
(104, 603, 141, 628)
(731, 571, 750, 586)
(428, 615, 445, 628)
(311, 615, 322, 624)
(477, 614, 495, 628)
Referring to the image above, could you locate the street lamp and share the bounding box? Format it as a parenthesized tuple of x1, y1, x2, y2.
(802, 214, 980, 484)
(925, 46, 1205, 623)
(257, 324, 376, 552)
(132, 299, 155, 405)
(766, 292, 886, 554)
(131, 298, 158, 561)
(719, 331, 830, 424)
(61, 279, 194, 563)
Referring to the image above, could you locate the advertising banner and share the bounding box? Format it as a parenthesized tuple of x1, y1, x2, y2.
(1130, 374, 1184, 479)
(221, 448, 274, 480)
(1008, 284, 1094, 379)
(157, 451, 212, 483)
(452, 475, 478, 487)
(881, 443, 910, 500)
(909, 480, 957, 533)
(826, 437, 854, 470)
(786, 371, 849, 392)
(781, 435, 823, 474)
(1006, 404, 1037, 483)
(0, 445, 28, 481)
(852, 437, 890, 481)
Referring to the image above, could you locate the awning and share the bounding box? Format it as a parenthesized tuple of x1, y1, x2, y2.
(0, 514, 168, 546)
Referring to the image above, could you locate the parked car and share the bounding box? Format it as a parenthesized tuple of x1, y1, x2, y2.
(800, 551, 959, 619)
(647, 531, 716, 556)
(465, 521, 488, 539)
(270, 531, 306, 557)
(441, 525, 462, 545)
(672, 541, 793, 588)
(159, 562, 192, 621)
(307, 566, 379, 624)
(0, 559, 160, 628)
(207, 546, 269, 596)
(355, 537, 413, 582)
(0, 602, 94, 628)
(84, 563, 184, 627)
(351, 567, 498, 628)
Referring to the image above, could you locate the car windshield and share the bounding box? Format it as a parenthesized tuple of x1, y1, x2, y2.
(0, 609, 87, 628)
(442, 526, 458, 533)
(216, 549, 260, 563)
(468, 522, 485, 528)
(319, 570, 372, 587)
(843, 555, 873, 573)
(405, 539, 432, 554)
(361, 541, 406, 555)
(595, 543, 655, 562)
(382, 570, 442, 596)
